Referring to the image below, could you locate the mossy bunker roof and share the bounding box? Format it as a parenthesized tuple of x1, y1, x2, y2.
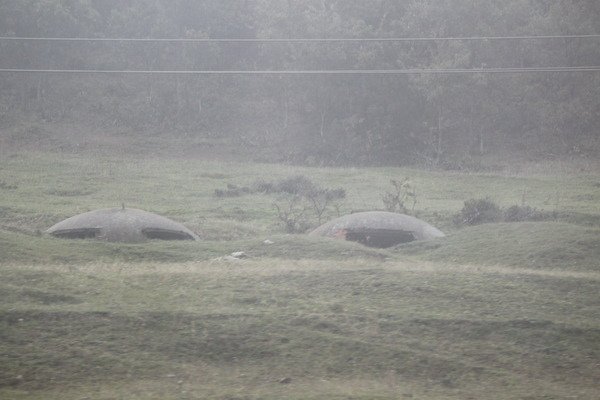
(310, 211, 445, 248)
(46, 208, 198, 242)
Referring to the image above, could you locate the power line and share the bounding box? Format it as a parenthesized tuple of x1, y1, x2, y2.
(0, 34, 599, 43)
(0, 67, 599, 75)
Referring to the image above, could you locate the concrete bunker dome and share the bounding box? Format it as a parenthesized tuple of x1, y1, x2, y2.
(46, 207, 198, 242)
(309, 211, 444, 248)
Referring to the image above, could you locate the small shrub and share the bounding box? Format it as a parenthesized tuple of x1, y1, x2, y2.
(254, 175, 345, 199)
(269, 176, 346, 230)
(252, 179, 275, 193)
(275, 175, 317, 195)
(455, 198, 560, 226)
(218, 175, 345, 231)
(214, 183, 251, 197)
(381, 178, 417, 214)
(454, 198, 502, 225)
(273, 196, 311, 233)
(0, 181, 18, 190)
(504, 205, 541, 222)
(305, 187, 346, 223)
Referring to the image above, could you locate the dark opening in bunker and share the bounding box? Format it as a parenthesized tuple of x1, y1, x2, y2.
(345, 229, 415, 248)
(50, 228, 101, 239)
(141, 228, 195, 240)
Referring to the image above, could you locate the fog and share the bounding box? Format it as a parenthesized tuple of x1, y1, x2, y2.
(1, 1, 599, 167)
(1, 2, 600, 399)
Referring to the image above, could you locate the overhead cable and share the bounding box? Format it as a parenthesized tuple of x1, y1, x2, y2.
(1, 67, 599, 75)
(0, 34, 599, 43)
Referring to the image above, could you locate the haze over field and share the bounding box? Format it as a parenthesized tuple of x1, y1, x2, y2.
(1, 0, 599, 166)
(0, 1, 599, 399)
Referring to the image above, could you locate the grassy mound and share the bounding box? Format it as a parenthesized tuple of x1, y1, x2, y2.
(399, 222, 600, 271)
(0, 230, 390, 265)
(3, 221, 598, 271)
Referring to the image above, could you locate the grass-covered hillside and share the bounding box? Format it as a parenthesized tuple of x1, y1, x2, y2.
(1, 150, 599, 399)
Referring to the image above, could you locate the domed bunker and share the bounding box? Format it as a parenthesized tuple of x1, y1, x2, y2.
(309, 211, 444, 248)
(47, 207, 198, 242)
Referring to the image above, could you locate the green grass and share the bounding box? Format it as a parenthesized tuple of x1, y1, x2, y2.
(0, 230, 391, 265)
(1, 150, 599, 399)
(401, 222, 600, 272)
(1, 261, 599, 399)
(1, 151, 599, 234)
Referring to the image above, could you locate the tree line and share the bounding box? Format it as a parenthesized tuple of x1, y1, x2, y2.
(0, 0, 599, 166)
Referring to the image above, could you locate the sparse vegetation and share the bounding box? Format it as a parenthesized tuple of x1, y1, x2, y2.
(454, 198, 563, 226)
(503, 204, 549, 222)
(0, 151, 599, 400)
(263, 175, 346, 232)
(453, 197, 503, 225)
(213, 175, 347, 233)
(0, 181, 18, 190)
(273, 195, 312, 233)
(381, 178, 417, 214)
(214, 183, 251, 198)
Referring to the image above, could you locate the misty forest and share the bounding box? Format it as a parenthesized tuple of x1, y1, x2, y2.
(1, 0, 599, 165)
(0, 1, 599, 400)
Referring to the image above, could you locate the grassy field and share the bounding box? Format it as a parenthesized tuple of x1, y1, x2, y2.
(1, 149, 599, 399)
